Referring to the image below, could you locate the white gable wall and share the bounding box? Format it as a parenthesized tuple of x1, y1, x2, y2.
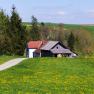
(28, 49, 36, 58)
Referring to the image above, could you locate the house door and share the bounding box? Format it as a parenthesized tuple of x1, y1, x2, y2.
(54, 54, 57, 57)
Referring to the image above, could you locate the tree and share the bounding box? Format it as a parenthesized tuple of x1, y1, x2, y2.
(10, 6, 26, 55)
(68, 32, 75, 51)
(73, 28, 94, 55)
(30, 16, 40, 40)
(39, 22, 49, 40)
(0, 10, 12, 55)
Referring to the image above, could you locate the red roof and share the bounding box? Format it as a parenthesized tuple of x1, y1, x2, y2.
(27, 41, 47, 49)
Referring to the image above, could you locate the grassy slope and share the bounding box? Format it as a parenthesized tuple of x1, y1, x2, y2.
(64, 24, 94, 35)
(0, 58, 94, 94)
(0, 56, 18, 64)
(24, 22, 94, 37)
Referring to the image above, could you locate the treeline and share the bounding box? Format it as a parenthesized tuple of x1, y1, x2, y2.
(0, 6, 94, 56)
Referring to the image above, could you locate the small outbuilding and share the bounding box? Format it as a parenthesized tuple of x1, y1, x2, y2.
(41, 41, 74, 57)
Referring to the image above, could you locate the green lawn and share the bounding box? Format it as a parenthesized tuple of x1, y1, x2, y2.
(0, 56, 18, 64)
(0, 57, 94, 94)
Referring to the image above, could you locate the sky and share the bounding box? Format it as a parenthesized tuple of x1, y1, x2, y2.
(0, 0, 94, 24)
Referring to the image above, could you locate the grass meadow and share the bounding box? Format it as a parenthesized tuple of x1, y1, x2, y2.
(0, 57, 94, 94)
(0, 56, 18, 64)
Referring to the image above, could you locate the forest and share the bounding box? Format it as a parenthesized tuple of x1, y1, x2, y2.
(0, 6, 94, 56)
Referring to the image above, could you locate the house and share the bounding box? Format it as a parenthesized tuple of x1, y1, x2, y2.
(27, 40, 77, 58)
(26, 41, 47, 58)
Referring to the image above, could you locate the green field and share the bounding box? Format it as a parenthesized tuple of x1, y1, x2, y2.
(0, 56, 18, 64)
(0, 57, 94, 94)
(64, 24, 94, 36)
(24, 22, 94, 37)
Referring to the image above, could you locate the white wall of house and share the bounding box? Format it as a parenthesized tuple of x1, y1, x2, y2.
(28, 49, 36, 58)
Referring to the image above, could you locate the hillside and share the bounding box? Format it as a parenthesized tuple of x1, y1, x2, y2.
(64, 24, 94, 36)
(0, 58, 94, 94)
(49, 24, 94, 36)
(24, 22, 94, 36)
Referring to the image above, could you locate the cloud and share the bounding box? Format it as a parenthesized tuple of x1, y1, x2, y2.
(87, 9, 94, 13)
(85, 9, 94, 18)
(57, 11, 66, 16)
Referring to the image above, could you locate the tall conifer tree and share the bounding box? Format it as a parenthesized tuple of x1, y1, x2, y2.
(10, 6, 26, 55)
(30, 16, 40, 40)
(68, 32, 75, 51)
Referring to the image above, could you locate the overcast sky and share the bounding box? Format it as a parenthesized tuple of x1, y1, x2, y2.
(0, 0, 94, 24)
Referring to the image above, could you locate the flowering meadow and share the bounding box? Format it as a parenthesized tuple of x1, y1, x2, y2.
(0, 57, 94, 94)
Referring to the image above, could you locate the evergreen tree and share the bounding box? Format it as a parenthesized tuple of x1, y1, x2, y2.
(30, 16, 40, 40)
(10, 6, 26, 55)
(0, 10, 11, 55)
(68, 32, 75, 51)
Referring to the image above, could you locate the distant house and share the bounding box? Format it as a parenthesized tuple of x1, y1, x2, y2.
(26, 41, 77, 58)
(26, 41, 47, 58)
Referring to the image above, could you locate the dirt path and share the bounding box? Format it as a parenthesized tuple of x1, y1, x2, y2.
(0, 58, 26, 71)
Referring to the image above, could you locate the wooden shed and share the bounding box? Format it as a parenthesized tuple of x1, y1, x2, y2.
(40, 41, 75, 57)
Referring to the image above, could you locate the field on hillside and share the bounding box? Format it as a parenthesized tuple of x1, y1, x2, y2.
(64, 24, 94, 37)
(0, 57, 94, 94)
(47, 23, 94, 36)
(24, 22, 94, 37)
(0, 56, 18, 64)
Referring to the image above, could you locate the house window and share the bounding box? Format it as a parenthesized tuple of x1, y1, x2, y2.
(57, 47, 58, 49)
